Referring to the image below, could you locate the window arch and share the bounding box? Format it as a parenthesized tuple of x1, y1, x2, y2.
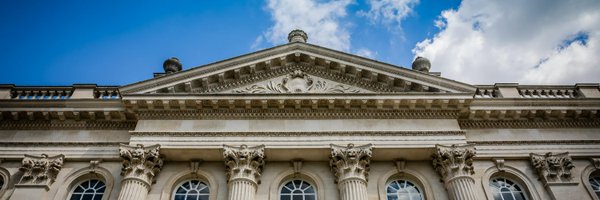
(589, 170, 600, 199)
(386, 179, 423, 200)
(68, 179, 106, 200)
(172, 179, 210, 200)
(489, 177, 528, 200)
(279, 179, 316, 200)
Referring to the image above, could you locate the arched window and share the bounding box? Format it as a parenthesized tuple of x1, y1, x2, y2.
(172, 180, 210, 200)
(0, 175, 4, 190)
(490, 177, 528, 200)
(68, 179, 106, 200)
(280, 179, 316, 200)
(386, 179, 423, 200)
(590, 174, 600, 198)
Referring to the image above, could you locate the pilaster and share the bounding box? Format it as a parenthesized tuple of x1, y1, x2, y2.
(223, 144, 265, 200)
(432, 144, 478, 200)
(530, 152, 578, 200)
(10, 154, 64, 200)
(117, 144, 163, 200)
(330, 143, 372, 200)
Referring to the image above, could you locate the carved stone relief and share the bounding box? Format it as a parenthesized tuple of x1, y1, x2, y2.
(119, 144, 163, 186)
(18, 154, 64, 186)
(432, 144, 476, 182)
(530, 152, 574, 184)
(223, 144, 265, 185)
(233, 70, 363, 93)
(330, 143, 373, 184)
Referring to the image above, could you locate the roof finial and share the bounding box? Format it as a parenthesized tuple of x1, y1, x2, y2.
(411, 56, 431, 72)
(163, 57, 182, 73)
(288, 29, 308, 43)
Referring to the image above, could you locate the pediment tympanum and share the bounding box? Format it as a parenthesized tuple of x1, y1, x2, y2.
(223, 70, 370, 94)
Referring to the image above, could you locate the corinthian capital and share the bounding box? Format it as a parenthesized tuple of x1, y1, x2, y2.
(432, 144, 476, 182)
(530, 152, 574, 184)
(330, 143, 373, 184)
(223, 144, 265, 185)
(19, 154, 65, 186)
(119, 144, 163, 186)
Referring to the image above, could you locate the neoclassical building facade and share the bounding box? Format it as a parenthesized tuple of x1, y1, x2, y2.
(0, 30, 599, 200)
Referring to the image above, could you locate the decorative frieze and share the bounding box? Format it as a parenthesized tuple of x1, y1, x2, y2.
(18, 154, 64, 186)
(223, 144, 265, 185)
(330, 143, 373, 184)
(119, 144, 163, 186)
(432, 144, 476, 181)
(530, 152, 575, 184)
(233, 70, 362, 93)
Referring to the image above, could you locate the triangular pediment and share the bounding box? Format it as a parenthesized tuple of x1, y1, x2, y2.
(120, 42, 476, 95)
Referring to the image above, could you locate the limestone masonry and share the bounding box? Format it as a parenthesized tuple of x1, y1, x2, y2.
(0, 30, 599, 200)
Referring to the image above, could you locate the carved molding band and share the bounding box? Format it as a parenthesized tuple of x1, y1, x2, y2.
(432, 144, 476, 182)
(119, 144, 164, 187)
(530, 152, 574, 184)
(330, 143, 373, 184)
(18, 154, 64, 187)
(234, 70, 362, 93)
(223, 144, 265, 185)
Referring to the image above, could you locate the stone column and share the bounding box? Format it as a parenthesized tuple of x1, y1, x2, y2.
(330, 143, 372, 200)
(10, 154, 64, 200)
(432, 144, 478, 200)
(223, 145, 265, 200)
(117, 144, 163, 200)
(530, 152, 580, 200)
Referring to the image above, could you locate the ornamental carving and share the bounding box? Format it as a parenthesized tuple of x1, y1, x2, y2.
(330, 143, 373, 184)
(119, 144, 163, 186)
(530, 152, 574, 183)
(223, 144, 265, 185)
(19, 154, 64, 186)
(233, 70, 361, 93)
(432, 144, 476, 181)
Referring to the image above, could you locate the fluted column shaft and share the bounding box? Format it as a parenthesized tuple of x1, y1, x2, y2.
(432, 144, 478, 200)
(228, 179, 257, 200)
(330, 143, 372, 200)
(117, 144, 163, 200)
(445, 176, 477, 200)
(223, 145, 265, 200)
(339, 178, 368, 200)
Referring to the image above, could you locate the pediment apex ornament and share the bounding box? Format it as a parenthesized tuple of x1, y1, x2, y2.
(432, 144, 476, 182)
(119, 144, 163, 186)
(234, 70, 361, 94)
(330, 143, 373, 184)
(223, 144, 265, 185)
(19, 154, 65, 186)
(530, 152, 574, 184)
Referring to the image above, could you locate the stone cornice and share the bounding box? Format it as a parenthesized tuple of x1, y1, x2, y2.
(469, 140, 600, 145)
(0, 120, 136, 130)
(137, 110, 461, 120)
(129, 131, 466, 137)
(0, 142, 121, 147)
(458, 119, 600, 129)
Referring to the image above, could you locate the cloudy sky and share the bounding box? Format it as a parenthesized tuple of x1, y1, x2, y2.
(1, 0, 598, 85)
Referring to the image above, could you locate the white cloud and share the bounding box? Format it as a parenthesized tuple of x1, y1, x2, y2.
(355, 48, 378, 59)
(262, 0, 353, 51)
(413, 0, 600, 84)
(359, 0, 419, 29)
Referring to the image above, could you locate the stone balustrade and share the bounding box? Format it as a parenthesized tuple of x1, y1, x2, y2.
(0, 84, 120, 100)
(474, 83, 600, 99)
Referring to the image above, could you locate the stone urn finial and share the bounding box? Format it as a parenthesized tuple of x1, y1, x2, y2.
(163, 57, 182, 73)
(288, 29, 308, 43)
(411, 56, 431, 72)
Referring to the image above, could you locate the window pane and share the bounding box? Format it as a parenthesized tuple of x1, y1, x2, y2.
(386, 180, 422, 200)
(281, 195, 291, 200)
(70, 180, 105, 200)
(173, 180, 210, 200)
(280, 180, 316, 200)
(490, 177, 527, 200)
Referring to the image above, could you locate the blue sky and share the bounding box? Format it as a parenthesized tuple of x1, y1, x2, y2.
(1, 0, 598, 86)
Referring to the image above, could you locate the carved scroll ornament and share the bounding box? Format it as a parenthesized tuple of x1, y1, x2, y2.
(530, 152, 574, 183)
(119, 144, 163, 186)
(223, 144, 265, 185)
(432, 144, 476, 182)
(234, 70, 361, 93)
(19, 154, 64, 186)
(330, 143, 373, 184)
